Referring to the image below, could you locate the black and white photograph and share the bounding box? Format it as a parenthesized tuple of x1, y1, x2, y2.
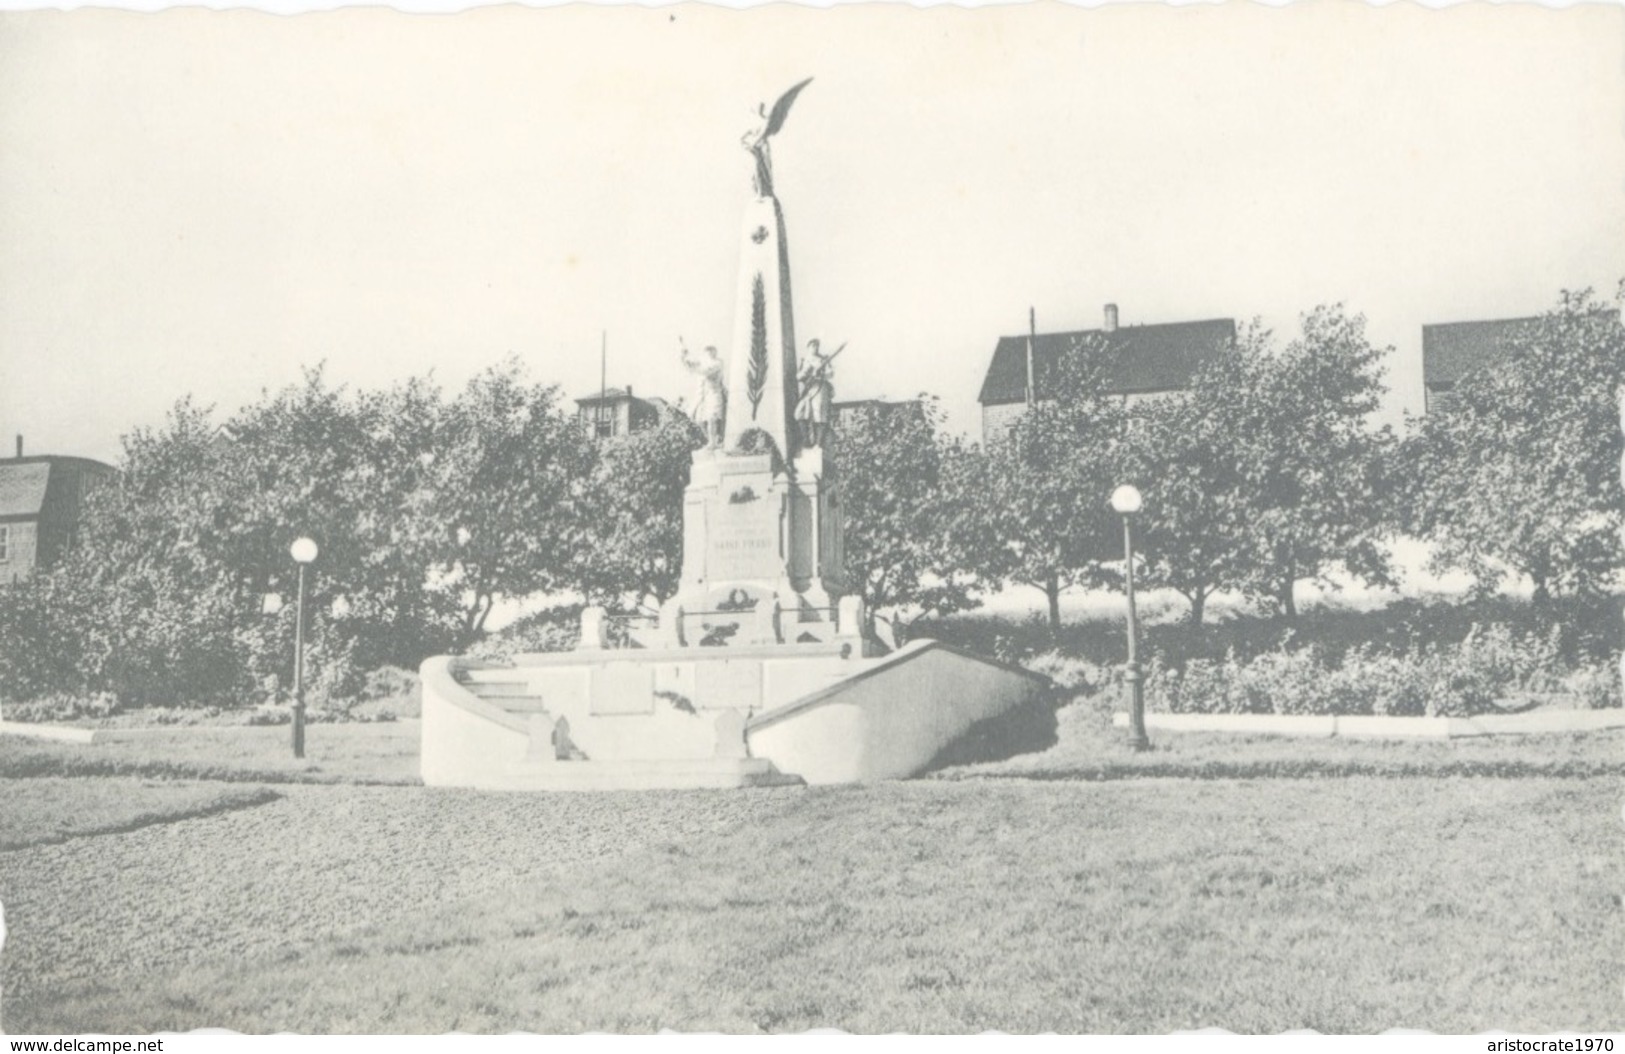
(0, 0, 1621, 1036)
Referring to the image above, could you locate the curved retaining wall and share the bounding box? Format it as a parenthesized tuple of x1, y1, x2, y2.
(419, 656, 531, 787)
(746, 639, 1052, 784)
(422, 641, 1053, 789)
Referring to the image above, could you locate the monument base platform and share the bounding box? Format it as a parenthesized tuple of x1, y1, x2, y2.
(478, 757, 802, 793)
(419, 639, 1055, 790)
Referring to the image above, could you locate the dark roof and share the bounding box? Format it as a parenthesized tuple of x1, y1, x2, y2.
(575, 387, 641, 406)
(1420, 316, 1540, 390)
(0, 456, 115, 520)
(978, 319, 1236, 405)
(834, 398, 927, 427)
(0, 463, 50, 518)
(833, 398, 920, 413)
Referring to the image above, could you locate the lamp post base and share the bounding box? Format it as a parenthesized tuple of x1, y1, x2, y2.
(1124, 661, 1150, 752)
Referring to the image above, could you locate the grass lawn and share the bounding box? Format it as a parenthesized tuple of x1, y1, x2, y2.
(0, 721, 422, 785)
(935, 697, 1625, 781)
(3, 776, 1617, 1034)
(6, 699, 1620, 789)
(0, 779, 280, 851)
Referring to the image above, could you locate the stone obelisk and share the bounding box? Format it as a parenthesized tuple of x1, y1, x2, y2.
(722, 83, 810, 455)
(656, 78, 854, 650)
(722, 195, 799, 454)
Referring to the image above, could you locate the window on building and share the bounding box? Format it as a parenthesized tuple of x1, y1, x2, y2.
(0, 525, 9, 563)
(595, 403, 616, 438)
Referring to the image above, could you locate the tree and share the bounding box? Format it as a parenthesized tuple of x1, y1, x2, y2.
(1411, 284, 1625, 602)
(58, 396, 267, 704)
(1222, 307, 1397, 618)
(427, 361, 593, 645)
(573, 402, 702, 612)
(55, 371, 466, 705)
(832, 397, 984, 641)
(1118, 331, 1258, 626)
(974, 336, 1129, 631)
(225, 368, 460, 676)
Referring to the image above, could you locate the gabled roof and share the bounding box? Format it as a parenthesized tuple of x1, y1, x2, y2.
(978, 319, 1236, 405)
(1420, 316, 1540, 390)
(0, 456, 117, 520)
(0, 462, 51, 518)
(575, 387, 644, 406)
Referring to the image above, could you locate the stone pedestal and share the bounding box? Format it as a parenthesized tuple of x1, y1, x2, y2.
(655, 444, 845, 648)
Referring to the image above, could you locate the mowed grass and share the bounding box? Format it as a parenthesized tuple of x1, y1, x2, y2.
(20, 777, 1620, 1034)
(0, 722, 421, 785)
(933, 697, 1625, 781)
(0, 779, 280, 850)
(6, 701, 1620, 791)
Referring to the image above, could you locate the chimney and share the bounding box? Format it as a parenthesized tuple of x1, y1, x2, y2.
(14, 435, 21, 459)
(1103, 303, 1119, 333)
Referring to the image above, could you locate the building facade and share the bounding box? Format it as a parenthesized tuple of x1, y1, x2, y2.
(977, 304, 1236, 438)
(574, 387, 661, 439)
(1420, 316, 1541, 414)
(832, 398, 926, 431)
(0, 444, 116, 585)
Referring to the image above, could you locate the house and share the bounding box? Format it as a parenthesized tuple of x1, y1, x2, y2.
(0, 438, 116, 585)
(832, 397, 926, 430)
(977, 304, 1237, 437)
(575, 386, 660, 439)
(1420, 316, 1541, 414)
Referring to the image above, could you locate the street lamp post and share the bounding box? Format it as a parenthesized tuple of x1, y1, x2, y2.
(289, 536, 319, 760)
(1109, 485, 1150, 752)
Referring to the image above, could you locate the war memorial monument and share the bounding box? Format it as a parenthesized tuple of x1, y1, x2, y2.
(420, 81, 1049, 790)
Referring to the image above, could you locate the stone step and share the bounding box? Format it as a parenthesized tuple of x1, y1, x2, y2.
(459, 668, 530, 685)
(490, 756, 803, 793)
(483, 697, 552, 714)
(466, 684, 539, 699)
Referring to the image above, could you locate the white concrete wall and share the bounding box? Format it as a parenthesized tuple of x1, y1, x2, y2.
(419, 658, 530, 787)
(747, 641, 1050, 784)
(424, 644, 1051, 787)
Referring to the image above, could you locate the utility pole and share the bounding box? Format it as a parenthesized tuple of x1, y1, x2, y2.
(1025, 307, 1037, 408)
(598, 331, 608, 441)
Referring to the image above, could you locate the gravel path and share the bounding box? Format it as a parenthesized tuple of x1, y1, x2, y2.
(0, 781, 806, 1006)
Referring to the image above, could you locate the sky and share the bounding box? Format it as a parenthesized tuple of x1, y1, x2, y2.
(1, 2, 1622, 466)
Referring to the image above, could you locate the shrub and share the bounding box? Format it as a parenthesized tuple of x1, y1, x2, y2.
(1342, 647, 1430, 717)
(2, 692, 121, 725)
(468, 606, 582, 661)
(0, 577, 96, 705)
(1152, 651, 1259, 714)
(1021, 651, 1117, 695)
(1563, 662, 1623, 710)
(1145, 623, 1579, 718)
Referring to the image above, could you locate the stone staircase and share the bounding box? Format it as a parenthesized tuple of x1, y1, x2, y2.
(456, 667, 547, 712)
(437, 661, 801, 791)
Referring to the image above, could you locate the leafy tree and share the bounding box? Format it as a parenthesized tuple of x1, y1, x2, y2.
(1225, 307, 1397, 618)
(974, 336, 1129, 631)
(57, 397, 265, 704)
(832, 397, 985, 641)
(572, 401, 702, 612)
(1118, 331, 1258, 626)
(225, 368, 460, 676)
(1411, 285, 1625, 602)
(427, 361, 593, 645)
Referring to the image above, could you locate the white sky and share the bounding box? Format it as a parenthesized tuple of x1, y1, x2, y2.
(1, 2, 1621, 464)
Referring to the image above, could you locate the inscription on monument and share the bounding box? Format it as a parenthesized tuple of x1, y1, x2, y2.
(708, 497, 782, 581)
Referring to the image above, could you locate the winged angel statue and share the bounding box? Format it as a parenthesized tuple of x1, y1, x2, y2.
(741, 78, 814, 199)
